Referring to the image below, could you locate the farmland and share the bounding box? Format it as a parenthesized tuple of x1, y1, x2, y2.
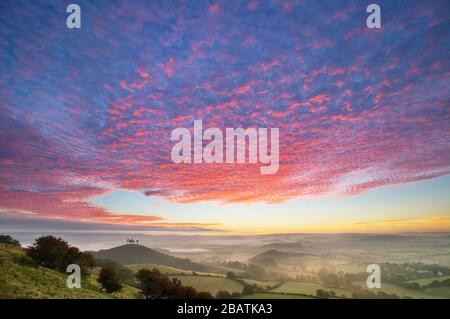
(271, 281, 352, 298)
(169, 275, 243, 296)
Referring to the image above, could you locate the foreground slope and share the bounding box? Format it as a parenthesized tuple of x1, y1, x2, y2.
(0, 244, 138, 299)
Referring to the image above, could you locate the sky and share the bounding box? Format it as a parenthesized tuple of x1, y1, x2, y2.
(0, 0, 449, 235)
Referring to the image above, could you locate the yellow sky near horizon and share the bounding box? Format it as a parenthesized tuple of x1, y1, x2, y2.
(227, 215, 450, 235)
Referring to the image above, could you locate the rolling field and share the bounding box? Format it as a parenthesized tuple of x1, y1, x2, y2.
(126, 263, 189, 275)
(331, 262, 366, 273)
(169, 275, 243, 295)
(271, 281, 352, 298)
(240, 279, 278, 289)
(406, 275, 450, 285)
(422, 287, 450, 298)
(241, 292, 315, 299)
(126, 263, 226, 277)
(354, 282, 444, 299)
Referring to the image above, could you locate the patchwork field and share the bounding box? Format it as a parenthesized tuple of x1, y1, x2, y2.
(271, 281, 352, 298)
(240, 279, 278, 289)
(126, 263, 191, 275)
(406, 275, 450, 285)
(126, 263, 226, 277)
(354, 282, 442, 299)
(422, 287, 450, 298)
(241, 292, 315, 299)
(0, 245, 138, 299)
(3, 232, 450, 299)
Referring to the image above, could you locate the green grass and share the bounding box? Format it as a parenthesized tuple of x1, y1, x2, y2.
(240, 292, 315, 299)
(354, 281, 443, 299)
(332, 262, 365, 273)
(406, 275, 450, 286)
(422, 287, 450, 298)
(271, 281, 352, 298)
(240, 279, 278, 289)
(169, 275, 243, 296)
(0, 244, 139, 299)
(126, 263, 189, 275)
(126, 263, 225, 277)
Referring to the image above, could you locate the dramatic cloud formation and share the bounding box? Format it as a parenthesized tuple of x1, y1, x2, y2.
(0, 0, 449, 224)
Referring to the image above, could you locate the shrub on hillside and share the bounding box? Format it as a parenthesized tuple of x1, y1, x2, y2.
(316, 289, 335, 299)
(196, 291, 214, 299)
(26, 236, 95, 274)
(242, 284, 256, 295)
(135, 268, 214, 299)
(242, 264, 266, 279)
(216, 290, 232, 299)
(226, 271, 236, 280)
(97, 266, 123, 293)
(425, 279, 450, 288)
(0, 235, 20, 246)
(95, 258, 136, 286)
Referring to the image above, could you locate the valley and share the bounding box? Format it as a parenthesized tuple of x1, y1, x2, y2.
(2, 232, 450, 299)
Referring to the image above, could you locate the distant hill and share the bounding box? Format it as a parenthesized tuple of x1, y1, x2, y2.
(92, 244, 213, 273)
(252, 249, 306, 260)
(249, 249, 309, 266)
(260, 240, 303, 251)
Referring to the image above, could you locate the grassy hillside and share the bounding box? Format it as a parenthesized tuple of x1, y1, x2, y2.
(354, 281, 443, 299)
(260, 240, 303, 251)
(126, 263, 189, 275)
(422, 287, 450, 298)
(126, 263, 226, 278)
(0, 244, 139, 299)
(251, 249, 306, 261)
(240, 279, 278, 289)
(406, 275, 450, 285)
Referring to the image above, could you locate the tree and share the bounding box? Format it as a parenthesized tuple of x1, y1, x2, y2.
(135, 268, 215, 299)
(243, 264, 266, 279)
(96, 259, 135, 286)
(242, 284, 255, 295)
(97, 267, 123, 293)
(403, 282, 421, 290)
(136, 268, 173, 299)
(216, 291, 232, 299)
(197, 291, 214, 299)
(226, 271, 236, 280)
(316, 289, 331, 299)
(66, 246, 95, 275)
(27, 236, 71, 270)
(0, 235, 20, 246)
(175, 286, 198, 299)
(26, 236, 94, 274)
(318, 268, 340, 287)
